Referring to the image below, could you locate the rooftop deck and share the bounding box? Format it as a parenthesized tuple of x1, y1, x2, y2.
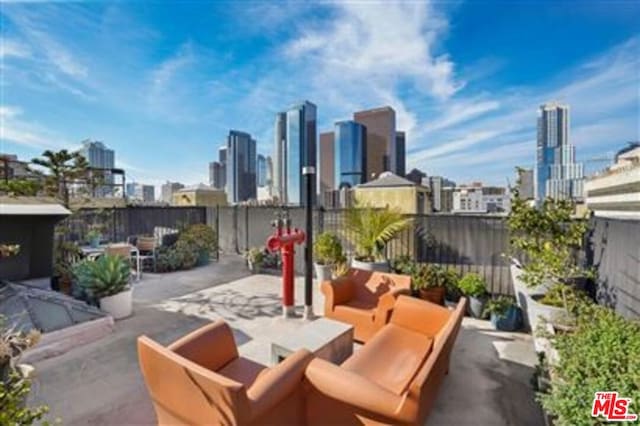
(28, 256, 544, 425)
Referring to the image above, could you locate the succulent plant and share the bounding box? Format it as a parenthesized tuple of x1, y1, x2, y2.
(73, 254, 131, 299)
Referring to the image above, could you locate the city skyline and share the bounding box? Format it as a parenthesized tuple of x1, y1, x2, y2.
(1, 2, 638, 190)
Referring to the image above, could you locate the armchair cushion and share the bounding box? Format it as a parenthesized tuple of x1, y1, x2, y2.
(219, 357, 267, 388)
(168, 320, 239, 371)
(341, 323, 433, 395)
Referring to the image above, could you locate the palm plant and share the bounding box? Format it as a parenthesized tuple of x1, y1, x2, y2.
(31, 149, 89, 207)
(344, 203, 411, 262)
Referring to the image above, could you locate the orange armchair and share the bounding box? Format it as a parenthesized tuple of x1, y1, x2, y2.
(321, 269, 411, 342)
(138, 320, 313, 425)
(305, 296, 467, 425)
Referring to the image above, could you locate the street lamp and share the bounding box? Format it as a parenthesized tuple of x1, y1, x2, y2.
(302, 166, 315, 320)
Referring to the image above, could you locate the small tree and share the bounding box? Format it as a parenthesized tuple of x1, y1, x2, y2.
(31, 150, 89, 207)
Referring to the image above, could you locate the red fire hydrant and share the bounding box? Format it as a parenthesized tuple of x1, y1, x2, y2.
(266, 215, 305, 318)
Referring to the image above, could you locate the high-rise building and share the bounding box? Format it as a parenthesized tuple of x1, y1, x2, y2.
(79, 140, 115, 197)
(126, 182, 155, 203)
(218, 146, 227, 190)
(395, 131, 406, 177)
(265, 156, 273, 193)
(335, 120, 367, 189)
(452, 182, 510, 213)
(257, 154, 267, 187)
(423, 176, 456, 212)
(275, 101, 317, 205)
(273, 112, 287, 202)
(161, 181, 184, 203)
(354, 106, 396, 178)
(536, 102, 584, 201)
(516, 168, 535, 200)
(405, 168, 426, 185)
(209, 161, 225, 189)
(319, 131, 335, 206)
(226, 130, 257, 204)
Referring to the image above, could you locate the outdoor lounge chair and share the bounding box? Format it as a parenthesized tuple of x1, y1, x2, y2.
(137, 320, 313, 426)
(305, 296, 467, 425)
(321, 268, 412, 342)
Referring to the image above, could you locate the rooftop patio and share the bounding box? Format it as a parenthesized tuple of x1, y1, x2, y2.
(27, 255, 543, 425)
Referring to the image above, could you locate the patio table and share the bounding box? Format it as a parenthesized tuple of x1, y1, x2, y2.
(79, 243, 141, 281)
(270, 317, 353, 365)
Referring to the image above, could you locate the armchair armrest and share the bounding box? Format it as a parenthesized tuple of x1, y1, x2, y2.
(305, 358, 417, 423)
(247, 349, 313, 421)
(321, 276, 354, 309)
(375, 287, 412, 326)
(391, 295, 452, 337)
(168, 320, 239, 371)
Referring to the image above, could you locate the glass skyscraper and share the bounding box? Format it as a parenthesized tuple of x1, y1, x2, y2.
(535, 103, 584, 202)
(79, 140, 115, 197)
(226, 130, 257, 204)
(334, 120, 367, 189)
(257, 154, 267, 187)
(275, 101, 317, 205)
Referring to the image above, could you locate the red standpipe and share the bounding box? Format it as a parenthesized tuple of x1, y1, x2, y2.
(266, 227, 305, 315)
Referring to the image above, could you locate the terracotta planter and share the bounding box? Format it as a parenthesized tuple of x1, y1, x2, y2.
(351, 258, 390, 272)
(419, 287, 445, 306)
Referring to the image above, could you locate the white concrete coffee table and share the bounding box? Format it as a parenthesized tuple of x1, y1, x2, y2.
(270, 317, 353, 365)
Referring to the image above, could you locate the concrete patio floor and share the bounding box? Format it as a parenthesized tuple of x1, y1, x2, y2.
(28, 255, 544, 425)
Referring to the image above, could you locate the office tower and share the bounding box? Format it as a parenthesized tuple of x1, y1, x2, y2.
(257, 154, 267, 187)
(209, 161, 225, 189)
(275, 101, 317, 205)
(126, 183, 155, 203)
(273, 112, 287, 202)
(319, 131, 335, 206)
(396, 131, 406, 177)
(353, 106, 396, 178)
(516, 168, 535, 200)
(335, 120, 367, 189)
(79, 139, 115, 197)
(226, 130, 257, 203)
(266, 156, 273, 192)
(536, 102, 584, 201)
(405, 168, 426, 185)
(161, 181, 184, 203)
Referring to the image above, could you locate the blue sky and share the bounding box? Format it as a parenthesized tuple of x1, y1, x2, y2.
(1, 1, 638, 190)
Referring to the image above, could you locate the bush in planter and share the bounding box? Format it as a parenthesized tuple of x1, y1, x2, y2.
(314, 232, 343, 265)
(483, 296, 522, 331)
(244, 247, 265, 273)
(458, 273, 488, 318)
(74, 255, 132, 319)
(390, 255, 417, 275)
(177, 224, 217, 265)
(411, 264, 456, 306)
(539, 304, 640, 425)
(344, 202, 411, 269)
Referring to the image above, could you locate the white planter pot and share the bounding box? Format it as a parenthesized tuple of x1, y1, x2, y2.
(510, 263, 554, 332)
(351, 258, 390, 272)
(314, 263, 333, 283)
(99, 288, 133, 320)
(528, 294, 566, 346)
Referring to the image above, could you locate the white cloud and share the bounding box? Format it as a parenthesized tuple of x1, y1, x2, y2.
(0, 105, 73, 151)
(0, 38, 31, 59)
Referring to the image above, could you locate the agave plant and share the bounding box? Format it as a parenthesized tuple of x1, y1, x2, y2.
(344, 203, 411, 262)
(73, 254, 131, 299)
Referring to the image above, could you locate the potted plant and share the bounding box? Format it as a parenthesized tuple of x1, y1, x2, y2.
(74, 254, 133, 319)
(412, 264, 454, 306)
(313, 232, 344, 282)
(244, 247, 264, 273)
(52, 241, 82, 294)
(483, 296, 522, 331)
(177, 224, 217, 266)
(458, 273, 489, 318)
(390, 255, 416, 275)
(86, 225, 103, 248)
(344, 203, 411, 272)
(332, 261, 350, 279)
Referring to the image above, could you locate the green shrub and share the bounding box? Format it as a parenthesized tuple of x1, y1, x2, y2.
(155, 242, 198, 272)
(390, 255, 416, 275)
(73, 254, 130, 298)
(540, 304, 640, 425)
(178, 224, 217, 256)
(538, 283, 588, 309)
(458, 273, 488, 298)
(313, 232, 344, 265)
(483, 295, 517, 319)
(411, 264, 458, 291)
(244, 247, 265, 266)
(0, 373, 49, 425)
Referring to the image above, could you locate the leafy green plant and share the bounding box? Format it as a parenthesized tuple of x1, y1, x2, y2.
(458, 273, 488, 298)
(390, 255, 416, 275)
(538, 283, 588, 310)
(507, 194, 593, 289)
(539, 304, 640, 425)
(344, 202, 411, 261)
(244, 247, 265, 266)
(73, 254, 131, 298)
(411, 264, 458, 291)
(53, 241, 82, 284)
(313, 232, 344, 265)
(0, 372, 50, 425)
(31, 149, 89, 207)
(178, 224, 217, 256)
(483, 295, 517, 319)
(0, 179, 41, 197)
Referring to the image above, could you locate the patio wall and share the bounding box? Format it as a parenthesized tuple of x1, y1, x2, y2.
(587, 216, 640, 319)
